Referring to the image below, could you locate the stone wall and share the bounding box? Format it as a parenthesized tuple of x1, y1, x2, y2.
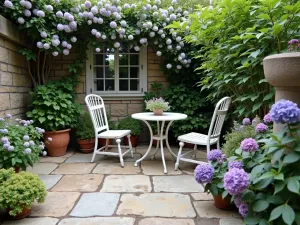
(0, 16, 31, 118)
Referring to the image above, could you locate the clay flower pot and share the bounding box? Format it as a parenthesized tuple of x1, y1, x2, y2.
(213, 194, 235, 210)
(77, 139, 95, 153)
(124, 135, 137, 147)
(153, 109, 163, 115)
(7, 207, 31, 220)
(99, 138, 113, 149)
(44, 128, 71, 157)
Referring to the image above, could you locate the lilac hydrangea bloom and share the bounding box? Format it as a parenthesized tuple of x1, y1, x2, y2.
(288, 39, 299, 44)
(228, 161, 244, 169)
(233, 194, 242, 207)
(224, 168, 250, 195)
(263, 113, 272, 124)
(110, 21, 117, 28)
(4, 0, 13, 8)
(37, 10, 45, 17)
(240, 138, 259, 152)
(24, 142, 30, 147)
(242, 118, 251, 125)
(25, 1, 32, 9)
(23, 135, 30, 141)
(194, 164, 214, 184)
(239, 202, 248, 217)
(270, 100, 300, 124)
(256, 123, 268, 133)
(207, 149, 223, 161)
(24, 148, 31, 154)
(8, 146, 14, 151)
(24, 9, 31, 17)
(17, 17, 25, 24)
(1, 137, 9, 143)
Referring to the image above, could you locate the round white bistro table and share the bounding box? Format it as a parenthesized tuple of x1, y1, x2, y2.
(131, 112, 187, 174)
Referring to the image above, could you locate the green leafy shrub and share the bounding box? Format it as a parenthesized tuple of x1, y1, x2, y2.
(75, 113, 95, 140)
(27, 81, 81, 131)
(0, 115, 45, 170)
(0, 168, 47, 216)
(118, 117, 142, 136)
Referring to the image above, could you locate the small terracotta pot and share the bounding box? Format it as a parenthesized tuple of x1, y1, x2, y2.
(44, 128, 71, 157)
(99, 138, 113, 149)
(8, 207, 31, 220)
(124, 135, 137, 147)
(152, 139, 159, 147)
(77, 139, 95, 153)
(14, 167, 21, 173)
(213, 194, 235, 210)
(153, 109, 163, 115)
(184, 143, 195, 148)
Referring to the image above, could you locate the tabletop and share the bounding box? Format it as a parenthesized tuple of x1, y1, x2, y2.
(131, 112, 187, 121)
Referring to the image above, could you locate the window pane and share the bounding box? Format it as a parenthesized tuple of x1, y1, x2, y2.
(119, 80, 129, 91)
(94, 67, 104, 78)
(94, 54, 104, 65)
(105, 67, 115, 78)
(130, 55, 139, 65)
(130, 67, 139, 78)
(94, 80, 104, 91)
(119, 67, 128, 78)
(119, 54, 129, 65)
(130, 80, 139, 91)
(105, 54, 115, 66)
(105, 80, 115, 91)
(120, 47, 129, 53)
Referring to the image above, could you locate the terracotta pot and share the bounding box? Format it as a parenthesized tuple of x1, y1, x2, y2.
(213, 194, 235, 210)
(14, 167, 21, 173)
(184, 143, 195, 148)
(124, 135, 137, 147)
(263, 52, 300, 132)
(7, 207, 31, 220)
(77, 139, 95, 153)
(44, 128, 71, 157)
(99, 138, 113, 149)
(153, 109, 163, 115)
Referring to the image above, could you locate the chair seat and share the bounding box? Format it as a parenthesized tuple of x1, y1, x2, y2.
(178, 132, 218, 145)
(98, 130, 131, 139)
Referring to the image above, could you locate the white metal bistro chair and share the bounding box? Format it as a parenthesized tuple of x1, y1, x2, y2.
(175, 97, 231, 170)
(85, 94, 133, 167)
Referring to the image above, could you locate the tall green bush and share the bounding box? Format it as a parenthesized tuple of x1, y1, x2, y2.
(172, 0, 300, 118)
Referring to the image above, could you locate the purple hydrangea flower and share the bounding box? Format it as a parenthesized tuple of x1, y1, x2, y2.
(288, 39, 299, 45)
(24, 148, 31, 154)
(0, 129, 8, 134)
(17, 17, 25, 24)
(110, 21, 117, 28)
(239, 202, 248, 217)
(242, 118, 251, 125)
(40, 31, 47, 38)
(57, 24, 64, 31)
(8, 146, 14, 151)
(23, 135, 29, 141)
(24, 142, 30, 147)
(24, 1, 32, 9)
(207, 149, 223, 161)
(6, 114, 12, 118)
(1, 137, 8, 143)
(45, 5, 53, 12)
(224, 168, 250, 195)
(37, 10, 45, 17)
(194, 164, 214, 184)
(3, 143, 10, 149)
(85, 1, 92, 8)
(263, 113, 272, 124)
(270, 100, 300, 124)
(69, 21, 77, 29)
(233, 194, 242, 207)
(24, 9, 31, 17)
(56, 11, 63, 17)
(240, 138, 259, 152)
(252, 117, 259, 125)
(63, 49, 70, 55)
(228, 161, 244, 169)
(52, 51, 59, 56)
(256, 123, 268, 133)
(29, 140, 35, 146)
(4, 0, 13, 8)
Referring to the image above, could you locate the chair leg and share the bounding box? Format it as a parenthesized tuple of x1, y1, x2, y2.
(127, 135, 134, 158)
(116, 139, 124, 167)
(206, 143, 210, 154)
(91, 137, 98, 163)
(192, 144, 197, 159)
(217, 139, 220, 150)
(175, 142, 184, 170)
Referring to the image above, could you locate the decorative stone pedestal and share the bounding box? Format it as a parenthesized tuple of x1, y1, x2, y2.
(263, 52, 300, 131)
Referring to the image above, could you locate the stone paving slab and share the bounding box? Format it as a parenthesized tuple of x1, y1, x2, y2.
(193, 201, 240, 219)
(39, 175, 62, 190)
(2, 217, 59, 225)
(142, 161, 182, 175)
(153, 175, 202, 193)
(58, 217, 135, 225)
(93, 162, 140, 174)
(117, 193, 196, 218)
(65, 153, 93, 163)
(138, 218, 195, 225)
(61, 151, 75, 158)
(219, 218, 243, 225)
(70, 193, 120, 217)
(51, 174, 104, 192)
(31, 192, 80, 217)
(136, 147, 177, 161)
(52, 163, 96, 174)
(26, 163, 58, 175)
(39, 156, 66, 163)
(195, 218, 220, 225)
(191, 193, 214, 201)
(101, 175, 152, 193)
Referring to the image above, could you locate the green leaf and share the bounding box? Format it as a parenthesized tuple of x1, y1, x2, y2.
(263, 93, 274, 101)
(253, 200, 269, 212)
(282, 204, 295, 225)
(295, 212, 300, 225)
(269, 205, 284, 222)
(267, 195, 284, 204)
(252, 102, 262, 112)
(38, 117, 46, 123)
(209, 183, 218, 196)
(244, 216, 260, 225)
(283, 152, 300, 164)
(272, 24, 282, 35)
(259, 219, 268, 225)
(287, 177, 300, 194)
(249, 49, 261, 58)
(242, 190, 255, 201)
(259, 172, 274, 180)
(274, 181, 285, 194)
(274, 173, 284, 180)
(222, 190, 228, 199)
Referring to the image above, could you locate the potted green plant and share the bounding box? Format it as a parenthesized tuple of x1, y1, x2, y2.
(0, 114, 48, 172)
(118, 117, 142, 147)
(145, 97, 170, 115)
(75, 113, 95, 153)
(0, 168, 47, 219)
(27, 82, 81, 157)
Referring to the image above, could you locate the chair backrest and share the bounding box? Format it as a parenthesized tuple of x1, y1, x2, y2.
(85, 94, 109, 134)
(207, 97, 231, 141)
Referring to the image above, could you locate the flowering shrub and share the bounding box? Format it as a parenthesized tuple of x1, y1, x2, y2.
(0, 168, 46, 216)
(227, 100, 300, 224)
(145, 97, 170, 111)
(288, 39, 300, 52)
(0, 115, 48, 171)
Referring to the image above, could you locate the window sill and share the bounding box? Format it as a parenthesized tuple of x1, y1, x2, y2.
(101, 95, 144, 101)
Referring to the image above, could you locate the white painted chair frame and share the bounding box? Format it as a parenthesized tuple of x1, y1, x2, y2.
(175, 97, 231, 170)
(85, 94, 133, 167)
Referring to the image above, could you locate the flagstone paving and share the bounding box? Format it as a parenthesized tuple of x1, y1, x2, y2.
(0, 146, 243, 225)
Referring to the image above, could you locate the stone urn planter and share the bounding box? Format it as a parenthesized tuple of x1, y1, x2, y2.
(263, 52, 300, 131)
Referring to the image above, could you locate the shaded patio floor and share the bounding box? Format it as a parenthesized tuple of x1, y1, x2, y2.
(1, 146, 242, 225)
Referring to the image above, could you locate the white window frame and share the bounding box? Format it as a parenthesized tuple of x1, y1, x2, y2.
(86, 46, 148, 97)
